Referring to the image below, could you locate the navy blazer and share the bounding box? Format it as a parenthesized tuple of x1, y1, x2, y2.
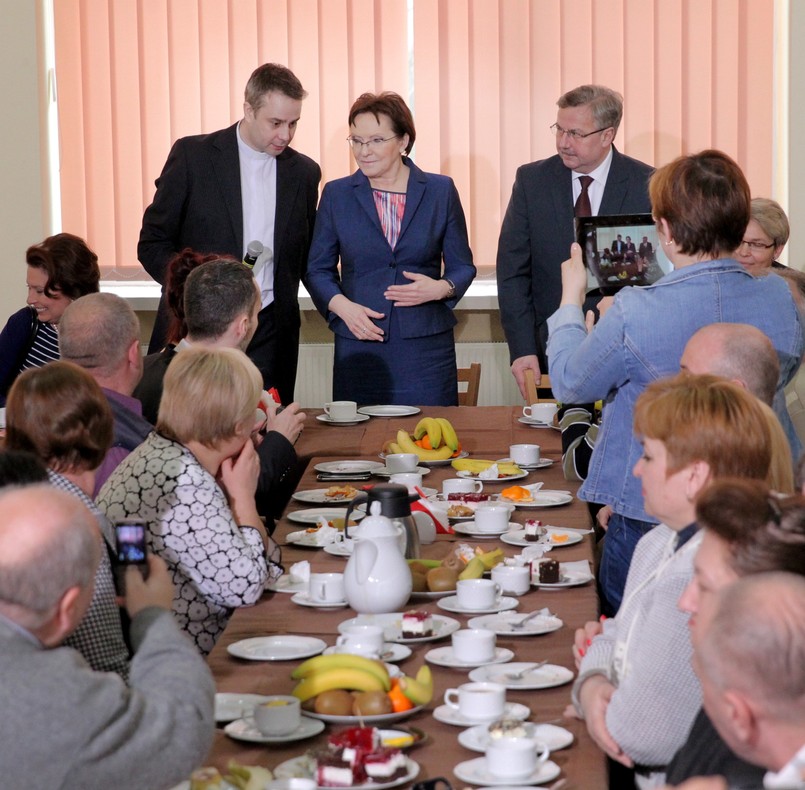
(496, 147, 653, 362)
(305, 158, 475, 341)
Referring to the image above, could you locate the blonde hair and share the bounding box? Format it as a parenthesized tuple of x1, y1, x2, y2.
(157, 347, 262, 448)
(758, 402, 794, 493)
(750, 197, 790, 248)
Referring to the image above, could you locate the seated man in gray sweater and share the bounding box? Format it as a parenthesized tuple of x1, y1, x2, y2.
(0, 485, 214, 789)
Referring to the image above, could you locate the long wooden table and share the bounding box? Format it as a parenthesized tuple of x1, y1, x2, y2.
(205, 408, 606, 788)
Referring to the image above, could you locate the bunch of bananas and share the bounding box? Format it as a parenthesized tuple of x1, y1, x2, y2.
(384, 417, 461, 462)
(289, 654, 433, 707)
(451, 458, 522, 476)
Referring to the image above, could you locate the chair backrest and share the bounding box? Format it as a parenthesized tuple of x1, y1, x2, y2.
(524, 370, 556, 404)
(457, 363, 481, 406)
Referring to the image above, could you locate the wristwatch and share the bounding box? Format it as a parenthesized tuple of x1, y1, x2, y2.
(443, 278, 456, 300)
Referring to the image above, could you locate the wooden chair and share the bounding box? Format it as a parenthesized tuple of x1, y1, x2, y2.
(457, 363, 481, 406)
(524, 369, 556, 404)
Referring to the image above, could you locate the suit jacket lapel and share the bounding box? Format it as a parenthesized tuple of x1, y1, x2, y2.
(549, 159, 575, 236)
(351, 170, 386, 237)
(397, 159, 426, 244)
(275, 150, 301, 260)
(600, 147, 631, 215)
(211, 125, 244, 254)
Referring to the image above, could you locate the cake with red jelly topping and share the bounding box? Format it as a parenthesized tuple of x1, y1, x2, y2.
(401, 610, 433, 639)
(524, 518, 546, 542)
(316, 727, 406, 787)
(447, 492, 490, 502)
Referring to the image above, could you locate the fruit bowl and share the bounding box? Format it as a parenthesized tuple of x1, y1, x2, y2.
(301, 704, 424, 725)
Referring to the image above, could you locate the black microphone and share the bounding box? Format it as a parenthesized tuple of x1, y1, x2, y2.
(243, 240, 264, 269)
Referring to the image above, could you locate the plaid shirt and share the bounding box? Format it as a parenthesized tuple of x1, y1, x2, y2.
(48, 471, 130, 680)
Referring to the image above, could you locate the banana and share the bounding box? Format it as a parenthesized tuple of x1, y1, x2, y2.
(399, 665, 433, 705)
(477, 548, 505, 570)
(407, 558, 442, 569)
(396, 429, 454, 461)
(291, 667, 386, 702)
(388, 441, 402, 454)
(291, 653, 390, 690)
(451, 458, 522, 476)
(458, 556, 485, 580)
(435, 417, 459, 452)
(413, 417, 442, 448)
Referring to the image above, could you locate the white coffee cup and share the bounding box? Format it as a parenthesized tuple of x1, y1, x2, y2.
(473, 503, 511, 533)
(386, 453, 419, 474)
(308, 572, 345, 603)
(491, 564, 531, 596)
(443, 477, 483, 495)
(324, 400, 358, 421)
(522, 403, 558, 423)
(452, 628, 496, 663)
(485, 737, 550, 779)
(335, 624, 385, 657)
(509, 443, 541, 466)
(389, 472, 423, 493)
(456, 578, 502, 610)
(444, 681, 506, 721)
(253, 695, 301, 736)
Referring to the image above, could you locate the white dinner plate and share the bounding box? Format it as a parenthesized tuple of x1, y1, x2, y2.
(458, 722, 574, 753)
(337, 612, 460, 644)
(433, 701, 530, 727)
(214, 693, 271, 723)
(286, 508, 364, 526)
(323, 541, 354, 557)
(498, 483, 553, 508)
(437, 595, 519, 615)
(358, 405, 421, 417)
(496, 457, 555, 469)
(316, 413, 370, 425)
(452, 521, 518, 539)
(224, 715, 325, 744)
(322, 642, 413, 663)
(506, 490, 574, 507)
(453, 757, 560, 787)
(275, 755, 419, 790)
(315, 460, 386, 474)
(226, 635, 327, 661)
(302, 705, 423, 726)
(372, 465, 431, 477)
(467, 610, 563, 637)
(266, 574, 308, 594)
(290, 592, 348, 609)
(424, 645, 514, 669)
(292, 488, 364, 505)
(469, 662, 575, 690)
(501, 526, 583, 548)
(456, 470, 529, 483)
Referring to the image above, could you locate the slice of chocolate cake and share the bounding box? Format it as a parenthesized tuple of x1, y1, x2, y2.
(537, 558, 560, 584)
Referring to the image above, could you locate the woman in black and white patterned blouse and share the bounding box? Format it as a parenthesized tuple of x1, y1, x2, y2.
(98, 346, 281, 655)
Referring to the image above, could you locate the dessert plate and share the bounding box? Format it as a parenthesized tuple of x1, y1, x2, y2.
(380, 451, 468, 467)
(323, 541, 354, 558)
(517, 416, 560, 430)
(502, 527, 582, 548)
(467, 611, 563, 637)
(315, 460, 385, 475)
(322, 642, 412, 663)
(532, 560, 594, 588)
(436, 595, 519, 615)
(358, 405, 421, 417)
(215, 693, 270, 723)
(287, 508, 364, 526)
(226, 635, 327, 661)
(469, 662, 574, 690)
(424, 645, 514, 669)
(432, 701, 529, 727)
(372, 465, 431, 477)
(316, 413, 370, 425)
(224, 715, 325, 744)
(275, 755, 419, 790)
(453, 757, 560, 787)
(458, 722, 574, 753)
(290, 592, 349, 609)
(408, 589, 454, 600)
(452, 522, 517, 539)
(292, 488, 363, 505)
(266, 574, 308, 594)
(496, 457, 554, 470)
(302, 705, 423, 726)
(337, 613, 460, 644)
(456, 470, 528, 484)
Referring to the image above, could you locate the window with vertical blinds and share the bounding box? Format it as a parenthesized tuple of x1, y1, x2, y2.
(53, 0, 775, 279)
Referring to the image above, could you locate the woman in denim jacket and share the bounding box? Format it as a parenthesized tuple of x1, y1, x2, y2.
(547, 150, 804, 616)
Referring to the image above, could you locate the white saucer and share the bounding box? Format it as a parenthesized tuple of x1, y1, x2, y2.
(266, 575, 308, 594)
(458, 722, 574, 753)
(453, 757, 560, 787)
(467, 611, 563, 637)
(452, 522, 518, 539)
(372, 465, 431, 477)
(469, 662, 575, 690)
(290, 592, 348, 609)
(224, 715, 325, 744)
(496, 456, 554, 469)
(323, 541, 354, 557)
(424, 645, 514, 669)
(517, 416, 557, 429)
(358, 405, 421, 417)
(437, 595, 519, 615)
(323, 642, 413, 663)
(215, 692, 270, 723)
(227, 635, 327, 661)
(316, 413, 370, 425)
(433, 701, 530, 727)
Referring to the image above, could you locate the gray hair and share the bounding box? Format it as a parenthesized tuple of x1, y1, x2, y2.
(0, 486, 100, 627)
(557, 85, 623, 133)
(244, 63, 307, 109)
(698, 572, 805, 723)
(184, 259, 259, 342)
(59, 293, 140, 378)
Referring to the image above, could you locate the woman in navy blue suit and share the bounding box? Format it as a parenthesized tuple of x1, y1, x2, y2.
(305, 92, 475, 406)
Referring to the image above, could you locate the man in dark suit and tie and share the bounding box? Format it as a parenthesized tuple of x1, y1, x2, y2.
(138, 63, 321, 403)
(496, 85, 653, 397)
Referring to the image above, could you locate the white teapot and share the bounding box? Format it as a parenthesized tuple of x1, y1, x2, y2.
(344, 502, 413, 614)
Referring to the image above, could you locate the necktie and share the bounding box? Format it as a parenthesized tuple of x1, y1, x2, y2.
(575, 175, 593, 217)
